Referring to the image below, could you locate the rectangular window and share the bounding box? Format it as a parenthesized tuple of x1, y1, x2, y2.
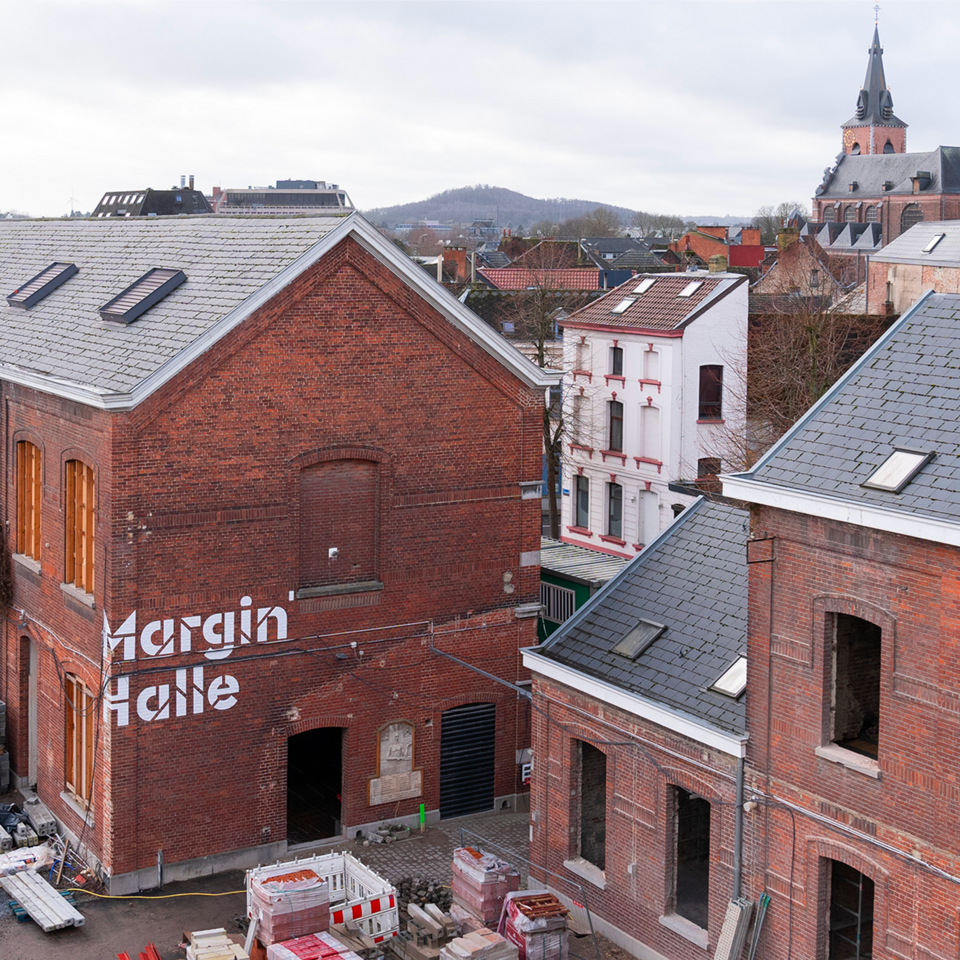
(831, 614, 881, 757)
(673, 787, 710, 929)
(643, 348, 660, 381)
(606, 483, 622, 538)
(610, 346, 623, 376)
(828, 860, 874, 959)
(17, 441, 42, 560)
(65, 674, 94, 807)
(547, 385, 562, 420)
(65, 460, 94, 594)
(608, 401, 623, 451)
(698, 458, 721, 478)
(640, 405, 660, 461)
(540, 582, 576, 624)
(698, 365, 723, 420)
(575, 475, 590, 529)
(579, 742, 606, 869)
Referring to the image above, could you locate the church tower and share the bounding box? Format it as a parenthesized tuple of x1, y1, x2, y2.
(841, 26, 907, 155)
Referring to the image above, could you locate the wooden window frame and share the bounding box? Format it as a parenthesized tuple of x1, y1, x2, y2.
(17, 441, 42, 560)
(65, 460, 95, 594)
(608, 400, 624, 452)
(65, 674, 95, 808)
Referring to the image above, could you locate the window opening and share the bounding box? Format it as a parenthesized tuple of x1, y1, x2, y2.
(7, 262, 78, 309)
(17, 441, 42, 560)
(824, 207, 836, 222)
(864, 205, 878, 223)
(541, 583, 576, 624)
(610, 346, 623, 376)
(65, 674, 94, 807)
(832, 614, 881, 757)
(829, 860, 875, 959)
(608, 401, 623, 451)
(579, 742, 606, 870)
(287, 727, 344, 842)
(674, 787, 710, 929)
(65, 460, 94, 594)
(698, 457, 721, 479)
(844, 206, 857, 222)
(611, 619, 666, 659)
(900, 204, 924, 234)
(698, 365, 723, 420)
(99, 267, 186, 324)
(606, 482, 622, 538)
(575, 475, 590, 529)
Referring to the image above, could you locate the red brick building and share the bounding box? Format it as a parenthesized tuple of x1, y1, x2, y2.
(725, 290, 960, 959)
(0, 214, 557, 892)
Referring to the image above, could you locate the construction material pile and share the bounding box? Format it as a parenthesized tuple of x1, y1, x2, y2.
(267, 929, 365, 960)
(392, 901, 458, 960)
(499, 893, 568, 960)
(185, 927, 250, 960)
(450, 848, 520, 929)
(395, 876, 453, 922)
(441, 929, 518, 960)
(248, 867, 330, 945)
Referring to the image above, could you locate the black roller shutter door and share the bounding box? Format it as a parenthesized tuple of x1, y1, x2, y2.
(440, 702, 496, 819)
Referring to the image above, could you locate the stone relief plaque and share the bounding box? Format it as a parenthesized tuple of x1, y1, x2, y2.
(368, 721, 423, 806)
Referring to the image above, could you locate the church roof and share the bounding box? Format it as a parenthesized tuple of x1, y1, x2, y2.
(816, 147, 960, 199)
(842, 26, 906, 129)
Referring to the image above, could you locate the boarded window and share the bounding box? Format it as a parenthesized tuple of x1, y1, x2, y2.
(832, 613, 881, 757)
(65, 674, 94, 807)
(65, 460, 94, 593)
(299, 459, 378, 589)
(698, 365, 723, 420)
(640, 405, 660, 461)
(579, 741, 606, 869)
(17, 441, 41, 560)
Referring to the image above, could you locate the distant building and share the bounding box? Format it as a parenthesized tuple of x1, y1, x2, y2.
(210, 180, 354, 215)
(92, 176, 212, 218)
(669, 225, 766, 270)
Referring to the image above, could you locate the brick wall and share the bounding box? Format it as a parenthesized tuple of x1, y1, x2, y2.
(2, 236, 545, 883)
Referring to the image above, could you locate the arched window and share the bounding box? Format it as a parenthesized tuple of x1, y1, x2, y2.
(823, 206, 836, 222)
(865, 205, 878, 223)
(883, 140, 895, 154)
(299, 459, 379, 592)
(900, 204, 924, 233)
(851, 142, 861, 155)
(844, 206, 857, 222)
(65, 460, 94, 594)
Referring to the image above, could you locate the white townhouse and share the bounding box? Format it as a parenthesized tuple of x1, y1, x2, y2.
(560, 267, 748, 556)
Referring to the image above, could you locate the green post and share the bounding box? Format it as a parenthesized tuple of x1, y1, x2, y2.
(419, 803, 426, 833)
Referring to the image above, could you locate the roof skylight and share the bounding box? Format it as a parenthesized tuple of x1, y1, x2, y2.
(633, 278, 657, 295)
(862, 448, 934, 493)
(677, 281, 703, 298)
(99, 268, 186, 324)
(7, 262, 78, 309)
(922, 233, 945, 254)
(611, 619, 666, 660)
(610, 297, 636, 315)
(710, 656, 747, 698)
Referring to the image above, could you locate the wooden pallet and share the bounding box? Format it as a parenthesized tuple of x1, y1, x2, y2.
(0, 870, 84, 930)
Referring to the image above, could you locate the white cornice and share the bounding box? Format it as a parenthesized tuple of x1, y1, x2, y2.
(1, 214, 559, 411)
(722, 474, 960, 548)
(522, 647, 747, 757)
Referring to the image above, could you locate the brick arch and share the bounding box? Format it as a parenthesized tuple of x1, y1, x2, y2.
(286, 715, 353, 737)
(655, 766, 725, 805)
(812, 594, 897, 662)
(11, 429, 46, 458)
(808, 836, 889, 883)
(292, 445, 388, 469)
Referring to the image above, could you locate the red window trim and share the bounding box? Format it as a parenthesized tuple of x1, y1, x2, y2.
(604, 374, 626, 386)
(634, 456, 663, 474)
(566, 525, 593, 538)
(599, 534, 627, 547)
(600, 450, 627, 465)
(697, 418, 725, 425)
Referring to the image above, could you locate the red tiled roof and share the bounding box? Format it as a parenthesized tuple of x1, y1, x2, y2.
(478, 268, 600, 290)
(563, 273, 741, 331)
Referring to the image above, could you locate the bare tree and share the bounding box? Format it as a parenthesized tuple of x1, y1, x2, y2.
(752, 201, 811, 244)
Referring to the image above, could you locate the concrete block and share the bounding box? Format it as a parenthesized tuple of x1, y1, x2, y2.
(23, 796, 57, 837)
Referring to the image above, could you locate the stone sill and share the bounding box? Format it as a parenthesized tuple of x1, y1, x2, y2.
(61, 581, 95, 608)
(563, 857, 605, 890)
(815, 743, 881, 779)
(297, 580, 383, 600)
(60, 791, 95, 828)
(13, 554, 41, 576)
(659, 913, 709, 949)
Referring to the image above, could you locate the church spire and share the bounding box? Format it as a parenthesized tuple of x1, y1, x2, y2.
(841, 26, 907, 155)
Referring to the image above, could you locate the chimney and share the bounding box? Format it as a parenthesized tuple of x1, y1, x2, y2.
(189, 174, 195, 190)
(708, 254, 728, 273)
(778, 226, 800, 251)
(180, 175, 186, 189)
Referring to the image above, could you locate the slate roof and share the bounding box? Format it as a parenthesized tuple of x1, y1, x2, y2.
(477, 268, 600, 290)
(842, 27, 905, 129)
(745, 292, 960, 522)
(816, 147, 960, 200)
(540, 537, 629, 587)
(870, 220, 960, 267)
(563, 271, 746, 332)
(607, 250, 672, 271)
(0, 214, 558, 406)
(537, 499, 748, 735)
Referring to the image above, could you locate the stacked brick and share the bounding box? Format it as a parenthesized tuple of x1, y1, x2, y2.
(248, 868, 330, 945)
(450, 848, 520, 929)
(440, 929, 518, 960)
(266, 930, 364, 960)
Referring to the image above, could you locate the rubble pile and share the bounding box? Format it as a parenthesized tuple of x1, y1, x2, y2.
(395, 876, 453, 923)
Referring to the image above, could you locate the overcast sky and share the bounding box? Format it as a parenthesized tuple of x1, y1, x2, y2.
(2, 0, 958, 220)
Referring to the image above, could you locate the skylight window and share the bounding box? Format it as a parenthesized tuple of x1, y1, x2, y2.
(922, 233, 945, 254)
(710, 656, 747, 698)
(99, 268, 186, 324)
(7, 262, 79, 309)
(678, 281, 703, 298)
(633, 278, 657, 295)
(611, 619, 666, 660)
(610, 297, 636, 315)
(862, 448, 934, 493)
